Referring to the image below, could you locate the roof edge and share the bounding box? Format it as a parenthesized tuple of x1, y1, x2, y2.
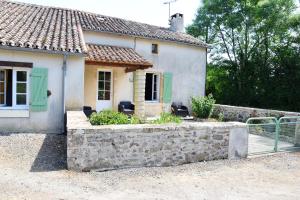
(86, 43, 135, 50)
(85, 60, 152, 67)
(83, 29, 208, 48)
(0, 45, 86, 57)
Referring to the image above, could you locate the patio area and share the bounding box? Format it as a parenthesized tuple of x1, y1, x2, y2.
(248, 134, 298, 155)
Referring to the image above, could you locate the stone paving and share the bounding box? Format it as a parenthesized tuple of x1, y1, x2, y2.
(248, 134, 297, 154)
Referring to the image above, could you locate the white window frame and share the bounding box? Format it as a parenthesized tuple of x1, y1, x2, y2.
(0, 67, 30, 110)
(0, 69, 6, 106)
(145, 73, 160, 102)
(97, 69, 113, 101)
(14, 69, 30, 109)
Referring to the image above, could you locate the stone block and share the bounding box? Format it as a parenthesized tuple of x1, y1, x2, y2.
(228, 127, 248, 159)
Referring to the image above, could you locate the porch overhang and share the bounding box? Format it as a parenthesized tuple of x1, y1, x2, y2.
(85, 44, 153, 72)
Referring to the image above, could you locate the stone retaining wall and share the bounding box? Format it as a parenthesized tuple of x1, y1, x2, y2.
(213, 104, 300, 144)
(213, 104, 300, 122)
(67, 111, 248, 172)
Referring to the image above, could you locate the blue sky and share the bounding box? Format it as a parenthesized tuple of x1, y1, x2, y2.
(17, 0, 201, 27)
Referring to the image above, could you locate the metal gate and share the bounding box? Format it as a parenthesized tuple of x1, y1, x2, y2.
(246, 116, 300, 155)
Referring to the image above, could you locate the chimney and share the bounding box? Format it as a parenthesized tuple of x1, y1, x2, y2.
(169, 13, 184, 32)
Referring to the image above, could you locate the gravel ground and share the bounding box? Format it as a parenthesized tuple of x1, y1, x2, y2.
(0, 133, 300, 200)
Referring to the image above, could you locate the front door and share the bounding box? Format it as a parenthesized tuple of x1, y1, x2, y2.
(96, 70, 112, 112)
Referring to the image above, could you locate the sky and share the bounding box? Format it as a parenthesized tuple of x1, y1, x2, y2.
(17, 0, 201, 28)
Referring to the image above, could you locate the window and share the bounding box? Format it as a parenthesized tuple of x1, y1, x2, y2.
(0, 70, 6, 105)
(98, 71, 111, 100)
(152, 44, 158, 54)
(145, 73, 160, 101)
(16, 71, 28, 105)
(0, 67, 29, 109)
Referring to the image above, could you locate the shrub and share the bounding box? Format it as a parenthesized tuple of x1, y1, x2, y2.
(191, 94, 216, 118)
(152, 112, 182, 124)
(211, 111, 225, 122)
(129, 115, 142, 124)
(90, 110, 134, 125)
(217, 112, 225, 122)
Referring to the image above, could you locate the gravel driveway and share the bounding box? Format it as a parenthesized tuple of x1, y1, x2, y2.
(0, 133, 300, 200)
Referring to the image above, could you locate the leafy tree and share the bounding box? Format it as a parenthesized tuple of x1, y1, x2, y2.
(188, 0, 300, 111)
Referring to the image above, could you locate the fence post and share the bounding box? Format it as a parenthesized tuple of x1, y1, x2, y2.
(295, 118, 300, 147)
(274, 118, 279, 152)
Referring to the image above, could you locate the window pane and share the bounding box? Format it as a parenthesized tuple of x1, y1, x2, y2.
(154, 75, 157, 83)
(98, 81, 104, 90)
(99, 72, 104, 80)
(153, 92, 157, 100)
(0, 94, 4, 104)
(105, 81, 110, 90)
(98, 91, 104, 100)
(17, 83, 26, 93)
(17, 71, 27, 82)
(152, 44, 158, 54)
(16, 94, 26, 105)
(105, 91, 110, 100)
(0, 82, 4, 93)
(105, 72, 111, 81)
(145, 73, 153, 101)
(0, 71, 4, 81)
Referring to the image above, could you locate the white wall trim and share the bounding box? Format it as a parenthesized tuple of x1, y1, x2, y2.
(0, 109, 29, 118)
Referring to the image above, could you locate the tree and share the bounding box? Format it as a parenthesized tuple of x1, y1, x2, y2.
(187, 0, 300, 111)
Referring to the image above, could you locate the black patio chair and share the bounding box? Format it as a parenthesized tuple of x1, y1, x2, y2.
(171, 102, 189, 117)
(83, 106, 96, 118)
(118, 101, 135, 115)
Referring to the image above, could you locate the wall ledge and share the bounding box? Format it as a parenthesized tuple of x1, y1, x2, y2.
(0, 109, 29, 118)
(67, 111, 246, 132)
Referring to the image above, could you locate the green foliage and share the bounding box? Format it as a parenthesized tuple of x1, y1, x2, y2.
(191, 94, 216, 118)
(217, 113, 225, 122)
(210, 109, 225, 122)
(89, 110, 141, 125)
(206, 64, 232, 102)
(129, 115, 142, 124)
(152, 113, 182, 124)
(187, 0, 300, 111)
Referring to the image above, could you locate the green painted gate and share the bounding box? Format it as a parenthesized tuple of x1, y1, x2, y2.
(246, 116, 300, 155)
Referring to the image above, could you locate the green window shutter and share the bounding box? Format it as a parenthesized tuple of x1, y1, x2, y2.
(30, 68, 48, 112)
(163, 72, 173, 103)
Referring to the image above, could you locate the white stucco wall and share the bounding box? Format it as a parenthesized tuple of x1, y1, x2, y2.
(84, 65, 133, 111)
(0, 49, 85, 133)
(84, 31, 135, 48)
(136, 39, 207, 111)
(84, 31, 207, 114)
(65, 56, 85, 110)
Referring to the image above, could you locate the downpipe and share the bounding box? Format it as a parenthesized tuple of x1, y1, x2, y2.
(62, 54, 68, 134)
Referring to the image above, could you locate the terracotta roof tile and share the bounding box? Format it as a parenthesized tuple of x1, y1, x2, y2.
(0, 0, 87, 54)
(79, 13, 207, 47)
(86, 44, 152, 68)
(0, 0, 207, 55)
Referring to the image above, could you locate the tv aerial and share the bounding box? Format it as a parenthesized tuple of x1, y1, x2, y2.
(163, 0, 178, 19)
